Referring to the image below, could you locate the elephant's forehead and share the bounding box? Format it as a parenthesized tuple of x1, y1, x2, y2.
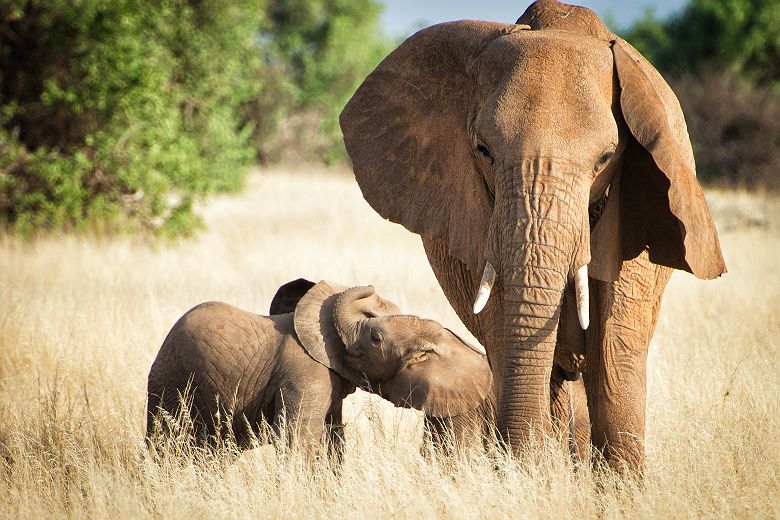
(474, 29, 614, 91)
(384, 315, 440, 338)
(471, 30, 617, 160)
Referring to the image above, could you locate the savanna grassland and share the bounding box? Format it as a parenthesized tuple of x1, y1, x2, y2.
(1, 167, 778, 518)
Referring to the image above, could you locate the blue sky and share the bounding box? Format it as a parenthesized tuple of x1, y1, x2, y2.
(379, 0, 687, 37)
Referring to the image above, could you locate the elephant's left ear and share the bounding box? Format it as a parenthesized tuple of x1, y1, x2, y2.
(379, 330, 492, 418)
(592, 37, 726, 280)
(340, 21, 525, 272)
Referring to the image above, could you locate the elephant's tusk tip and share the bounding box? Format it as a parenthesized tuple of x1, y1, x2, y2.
(473, 261, 497, 314)
(473, 291, 489, 314)
(578, 310, 589, 330)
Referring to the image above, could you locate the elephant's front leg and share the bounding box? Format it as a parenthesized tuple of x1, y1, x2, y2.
(274, 387, 329, 462)
(423, 393, 497, 457)
(325, 404, 345, 468)
(585, 252, 672, 475)
(551, 280, 590, 460)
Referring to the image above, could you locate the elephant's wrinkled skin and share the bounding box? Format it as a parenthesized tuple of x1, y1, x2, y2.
(146, 279, 492, 456)
(340, 0, 725, 472)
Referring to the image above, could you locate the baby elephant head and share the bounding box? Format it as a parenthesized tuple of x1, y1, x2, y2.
(292, 280, 492, 418)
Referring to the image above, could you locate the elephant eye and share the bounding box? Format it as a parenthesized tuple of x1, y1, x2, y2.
(594, 148, 615, 173)
(370, 330, 383, 345)
(475, 137, 493, 164)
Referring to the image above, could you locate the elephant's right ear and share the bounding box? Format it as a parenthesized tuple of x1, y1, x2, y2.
(293, 281, 401, 385)
(340, 21, 522, 272)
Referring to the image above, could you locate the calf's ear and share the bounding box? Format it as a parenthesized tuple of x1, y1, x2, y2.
(269, 278, 316, 315)
(293, 280, 362, 384)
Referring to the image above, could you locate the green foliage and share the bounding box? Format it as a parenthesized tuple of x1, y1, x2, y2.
(621, 0, 780, 189)
(622, 0, 780, 85)
(0, 0, 262, 236)
(251, 0, 391, 163)
(0, 0, 391, 235)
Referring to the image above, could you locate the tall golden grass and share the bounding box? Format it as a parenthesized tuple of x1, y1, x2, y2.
(1, 167, 778, 518)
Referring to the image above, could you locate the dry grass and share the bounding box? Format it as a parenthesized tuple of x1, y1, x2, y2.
(1, 166, 778, 518)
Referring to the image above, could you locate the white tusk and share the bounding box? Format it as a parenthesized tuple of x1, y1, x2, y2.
(473, 261, 497, 314)
(574, 264, 589, 330)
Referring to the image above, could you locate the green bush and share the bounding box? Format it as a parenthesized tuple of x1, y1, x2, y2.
(0, 0, 263, 236)
(0, 0, 391, 235)
(249, 0, 392, 163)
(624, 0, 780, 86)
(621, 0, 780, 190)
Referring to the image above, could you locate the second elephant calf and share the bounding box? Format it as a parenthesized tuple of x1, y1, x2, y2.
(146, 278, 492, 457)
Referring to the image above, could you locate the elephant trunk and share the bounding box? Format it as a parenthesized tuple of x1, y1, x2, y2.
(497, 242, 568, 447)
(333, 285, 375, 346)
(489, 158, 590, 450)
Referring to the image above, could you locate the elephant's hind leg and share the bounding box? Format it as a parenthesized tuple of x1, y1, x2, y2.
(550, 369, 591, 462)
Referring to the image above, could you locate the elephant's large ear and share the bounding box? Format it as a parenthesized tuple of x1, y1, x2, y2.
(269, 278, 316, 315)
(340, 21, 523, 271)
(293, 280, 362, 383)
(379, 329, 492, 418)
(294, 281, 401, 384)
(590, 38, 726, 281)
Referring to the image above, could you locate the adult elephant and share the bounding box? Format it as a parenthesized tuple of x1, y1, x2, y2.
(340, 0, 726, 473)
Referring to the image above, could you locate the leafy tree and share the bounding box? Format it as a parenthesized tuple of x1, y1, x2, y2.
(623, 0, 780, 86)
(0, 0, 263, 236)
(0, 0, 391, 236)
(253, 0, 391, 162)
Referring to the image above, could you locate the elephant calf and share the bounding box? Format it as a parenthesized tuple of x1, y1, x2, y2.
(146, 279, 492, 457)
